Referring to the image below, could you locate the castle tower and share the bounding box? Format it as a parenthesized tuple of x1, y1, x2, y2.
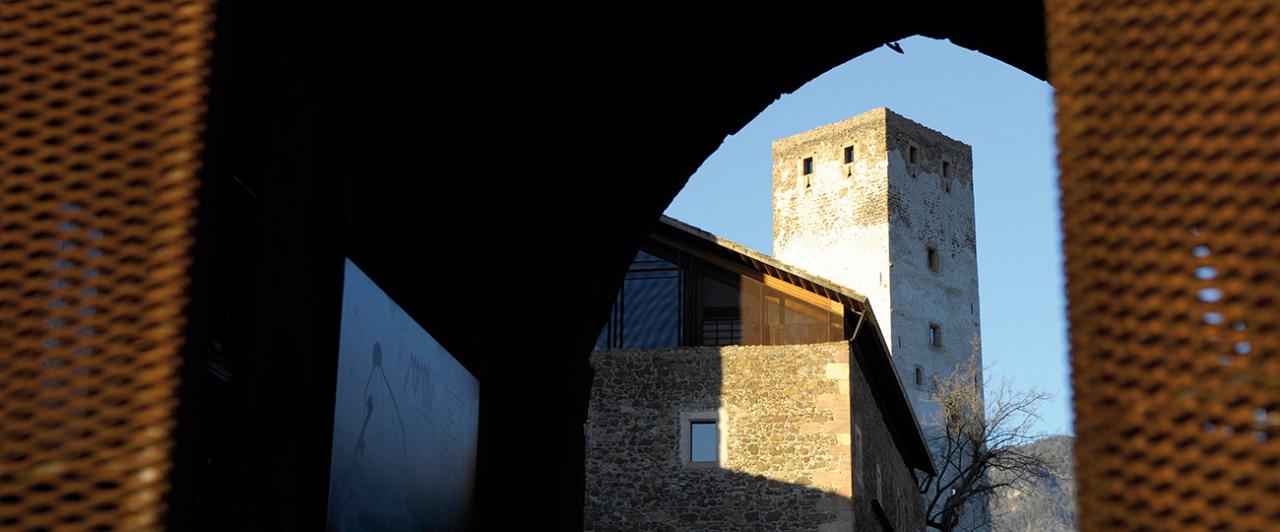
(772, 108, 982, 426)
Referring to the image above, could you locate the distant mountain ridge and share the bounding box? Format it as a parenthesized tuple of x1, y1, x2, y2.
(989, 435, 1077, 532)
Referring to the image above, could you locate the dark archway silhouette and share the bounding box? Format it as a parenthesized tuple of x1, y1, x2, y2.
(166, 2, 1057, 529)
(0, 0, 1260, 530)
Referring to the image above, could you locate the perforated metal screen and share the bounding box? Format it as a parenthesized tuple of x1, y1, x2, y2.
(0, 1, 211, 529)
(1046, 1, 1280, 530)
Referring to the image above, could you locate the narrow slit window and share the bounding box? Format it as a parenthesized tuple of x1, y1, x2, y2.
(929, 323, 942, 347)
(802, 157, 813, 175)
(908, 146, 918, 164)
(914, 366, 924, 388)
(943, 160, 953, 178)
(690, 421, 718, 462)
(927, 245, 940, 272)
(844, 146, 855, 164)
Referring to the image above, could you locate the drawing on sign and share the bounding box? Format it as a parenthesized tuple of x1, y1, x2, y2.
(326, 259, 479, 531)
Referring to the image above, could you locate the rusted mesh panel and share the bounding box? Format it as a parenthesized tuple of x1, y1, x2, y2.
(1045, 1, 1280, 530)
(0, 1, 210, 529)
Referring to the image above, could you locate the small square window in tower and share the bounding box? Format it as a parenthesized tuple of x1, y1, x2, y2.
(844, 146, 855, 164)
(802, 157, 813, 175)
(927, 245, 940, 272)
(929, 323, 942, 347)
(943, 160, 954, 178)
(908, 145, 919, 164)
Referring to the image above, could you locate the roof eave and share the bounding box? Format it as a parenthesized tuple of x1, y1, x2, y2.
(654, 215, 937, 476)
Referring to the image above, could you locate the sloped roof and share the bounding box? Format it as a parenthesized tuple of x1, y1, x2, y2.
(654, 215, 936, 476)
(659, 216, 874, 313)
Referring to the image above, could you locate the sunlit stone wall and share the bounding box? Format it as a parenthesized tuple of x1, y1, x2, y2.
(773, 108, 982, 425)
(583, 342, 922, 531)
(772, 108, 985, 531)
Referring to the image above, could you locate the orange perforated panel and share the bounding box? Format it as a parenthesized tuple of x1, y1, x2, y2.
(0, 1, 211, 529)
(1046, 1, 1280, 530)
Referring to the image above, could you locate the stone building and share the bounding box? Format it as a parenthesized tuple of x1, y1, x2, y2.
(772, 108, 987, 528)
(584, 217, 934, 531)
(584, 110, 986, 530)
(772, 107, 983, 426)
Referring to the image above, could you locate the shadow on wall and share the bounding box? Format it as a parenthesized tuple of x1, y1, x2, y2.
(587, 464, 851, 530)
(584, 343, 921, 531)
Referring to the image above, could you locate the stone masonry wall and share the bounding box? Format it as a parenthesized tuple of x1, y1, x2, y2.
(772, 108, 982, 425)
(773, 109, 893, 353)
(883, 111, 989, 532)
(882, 109, 981, 423)
(584, 342, 923, 531)
(773, 109, 985, 530)
(849, 340, 927, 532)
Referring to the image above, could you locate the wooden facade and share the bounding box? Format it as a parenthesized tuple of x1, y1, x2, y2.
(596, 217, 846, 350)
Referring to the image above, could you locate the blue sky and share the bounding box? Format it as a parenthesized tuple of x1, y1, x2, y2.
(665, 36, 1072, 436)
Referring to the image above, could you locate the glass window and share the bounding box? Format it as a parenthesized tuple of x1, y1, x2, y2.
(739, 276, 764, 345)
(594, 250, 682, 349)
(784, 296, 826, 344)
(764, 294, 784, 344)
(595, 247, 846, 349)
(739, 276, 842, 346)
(699, 274, 741, 346)
(690, 421, 718, 462)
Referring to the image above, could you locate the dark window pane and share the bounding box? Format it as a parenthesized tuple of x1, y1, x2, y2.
(621, 275, 680, 348)
(700, 275, 741, 346)
(595, 250, 682, 349)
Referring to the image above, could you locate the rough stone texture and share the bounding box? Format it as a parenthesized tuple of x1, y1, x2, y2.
(848, 341, 928, 532)
(773, 108, 986, 529)
(773, 107, 982, 426)
(584, 342, 922, 531)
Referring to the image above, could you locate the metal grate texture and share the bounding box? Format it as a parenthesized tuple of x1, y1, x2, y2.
(0, 1, 210, 529)
(1046, 1, 1280, 530)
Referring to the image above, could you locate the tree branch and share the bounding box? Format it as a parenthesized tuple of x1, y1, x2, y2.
(916, 347, 1058, 532)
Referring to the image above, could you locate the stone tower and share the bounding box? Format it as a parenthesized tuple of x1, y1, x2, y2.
(771, 108, 982, 426)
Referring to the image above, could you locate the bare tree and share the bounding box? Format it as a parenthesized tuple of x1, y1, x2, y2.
(916, 346, 1058, 532)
